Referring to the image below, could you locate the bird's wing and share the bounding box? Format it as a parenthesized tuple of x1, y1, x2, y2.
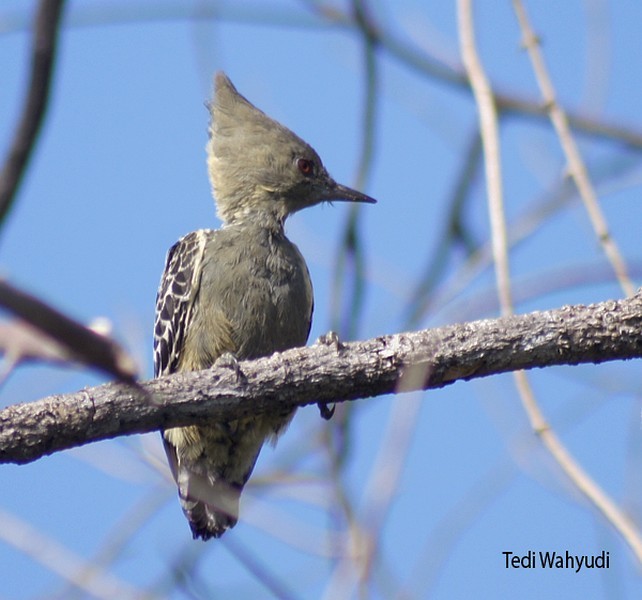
(153, 230, 209, 377)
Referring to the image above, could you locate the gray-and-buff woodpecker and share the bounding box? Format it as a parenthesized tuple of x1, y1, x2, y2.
(154, 72, 375, 540)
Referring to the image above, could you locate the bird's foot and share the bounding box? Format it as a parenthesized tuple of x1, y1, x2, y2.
(318, 402, 335, 420)
(214, 352, 247, 385)
(315, 330, 344, 351)
(314, 331, 343, 420)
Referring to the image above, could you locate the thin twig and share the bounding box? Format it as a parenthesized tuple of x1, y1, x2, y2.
(0, 507, 142, 600)
(321, 431, 370, 600)
(425, 155, 640, 323)
(330, 0, 379, 340)
(512, 0, 635, 297)
(513, 371, 642, 565)
(61, 486, 169, 600)
(405, 129, 482, 328)
(360, 388, 422, 579)
(0, 0, 65, 229)
(224, 536, 302, 600)
(457, 0, 512, 315)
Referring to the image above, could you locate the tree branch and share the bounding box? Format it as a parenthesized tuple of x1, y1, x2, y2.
(0, 280, 138, 383)
(0, 0, 65, 228)
(1, 293, 641, 465)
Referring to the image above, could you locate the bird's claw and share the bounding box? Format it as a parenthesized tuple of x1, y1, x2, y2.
(215, 352, 247, 385)
(315, 332, 342, 420)
(317, 402, 335, 420)
(315, 330, 343, 350)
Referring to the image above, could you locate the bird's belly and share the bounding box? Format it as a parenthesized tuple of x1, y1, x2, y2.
(235, 276, 311, 358)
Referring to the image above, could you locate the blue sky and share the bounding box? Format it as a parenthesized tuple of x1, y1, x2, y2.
(1, 1, 642, 598)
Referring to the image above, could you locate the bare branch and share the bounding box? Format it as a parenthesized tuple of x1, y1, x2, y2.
(512, 0, 635, 297)
(0, 507, 143, 600)
(0, 0, 65, 227)
(0, 280, 138, 383)
(1, 293, 641, 465)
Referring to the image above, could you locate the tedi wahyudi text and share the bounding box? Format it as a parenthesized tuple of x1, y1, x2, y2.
(503, 550, 609, 573)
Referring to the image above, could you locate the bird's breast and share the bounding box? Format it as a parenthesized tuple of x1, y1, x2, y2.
(196, 227, 314, 362)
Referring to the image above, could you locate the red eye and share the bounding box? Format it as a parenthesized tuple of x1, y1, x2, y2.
(297, 158, 314, 176)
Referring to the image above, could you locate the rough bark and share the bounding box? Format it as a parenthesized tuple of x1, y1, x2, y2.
(1, 293, 641, 465)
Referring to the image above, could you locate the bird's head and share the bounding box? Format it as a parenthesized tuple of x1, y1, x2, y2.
(207, 72, 375, 226)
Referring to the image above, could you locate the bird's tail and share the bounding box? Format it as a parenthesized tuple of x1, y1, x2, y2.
(162, 433, 249, 540)
(178, 471, 241, 540)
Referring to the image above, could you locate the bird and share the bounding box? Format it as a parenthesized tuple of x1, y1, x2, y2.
(153, 72, 376, 540)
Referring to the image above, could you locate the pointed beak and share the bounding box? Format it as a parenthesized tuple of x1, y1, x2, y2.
(323, 180, 377, 204)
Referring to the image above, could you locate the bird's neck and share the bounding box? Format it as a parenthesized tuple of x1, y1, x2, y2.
(220, 205, 288, 234)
